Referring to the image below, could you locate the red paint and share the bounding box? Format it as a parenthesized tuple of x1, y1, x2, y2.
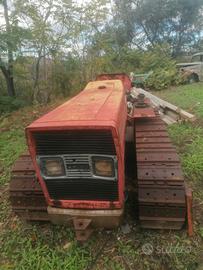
(133, 107, 156, 118)
(26, 80, 127, 210)
(96, 73, 132, 92)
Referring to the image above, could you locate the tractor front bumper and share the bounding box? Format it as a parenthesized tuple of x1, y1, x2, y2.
(47, 206, 124, 229)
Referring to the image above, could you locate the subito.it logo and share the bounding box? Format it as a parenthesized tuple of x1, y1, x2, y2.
(142, 243, 154, 255)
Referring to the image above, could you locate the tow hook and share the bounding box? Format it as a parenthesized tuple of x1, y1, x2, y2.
(73, 218, 93, 242)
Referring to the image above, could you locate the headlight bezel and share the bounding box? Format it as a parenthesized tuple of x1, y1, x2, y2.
(37, 154, 117, 180)
(39, 156, 66, 178)
(92, 156, 116, 178)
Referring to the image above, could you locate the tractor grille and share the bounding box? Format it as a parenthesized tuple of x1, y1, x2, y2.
(64, 155, 92, 178)
(33, 130, 116, 155)
(44, 178, 118, 201)
(33, 130, 118, 201)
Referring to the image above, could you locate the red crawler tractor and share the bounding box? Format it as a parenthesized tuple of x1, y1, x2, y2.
(9, 74, 193, 241)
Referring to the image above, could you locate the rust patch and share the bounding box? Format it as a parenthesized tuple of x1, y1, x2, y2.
(9, 153, 49, 221)
(53, 200, 62, 207)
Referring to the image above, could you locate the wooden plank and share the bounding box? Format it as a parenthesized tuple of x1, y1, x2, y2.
(132, 88, 196, 123)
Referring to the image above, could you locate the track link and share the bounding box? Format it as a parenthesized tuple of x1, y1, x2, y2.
(135, 112, 186, 229)
(9, 153, 49, 221)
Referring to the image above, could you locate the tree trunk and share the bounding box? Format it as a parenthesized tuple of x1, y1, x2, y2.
(34, 56, 41, 89)
(0, 63, 15, 97)
(2, 0, 16, 97)
(5, 70, 15, 97)
(32, 52, 44, 104)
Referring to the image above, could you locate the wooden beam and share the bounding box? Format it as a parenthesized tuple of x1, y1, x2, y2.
(132, 87, 196, 124)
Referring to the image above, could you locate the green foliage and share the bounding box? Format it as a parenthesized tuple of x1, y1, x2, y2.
(114, 0, 203, 56)
(1, 0, 203, 104)
(85, 41, 181, 91)
(139, 45, 182, 90)
(0, 96, 26, 114)
(51, 55, 84, 97)
(145, 68, 180, 90)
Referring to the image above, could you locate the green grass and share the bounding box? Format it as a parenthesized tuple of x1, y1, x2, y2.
(0, 129, 26, 185)
(168, 124, 203, 180)
(153, 82, 203, 117)
(155, 83, 203, 201)
(1, 87, 203, 270)
(0, 222, 91, 270)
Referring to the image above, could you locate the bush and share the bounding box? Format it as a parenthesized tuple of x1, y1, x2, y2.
(145, 67, 181, 90)
(140, 45, 182, 90)
(0, 96, 26, 114)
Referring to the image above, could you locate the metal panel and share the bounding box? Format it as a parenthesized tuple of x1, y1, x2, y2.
(34, 130, 116, 155)
(44, 178, 118, 201)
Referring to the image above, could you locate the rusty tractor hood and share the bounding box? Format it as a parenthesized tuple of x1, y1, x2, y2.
(27, 80, 126, 131)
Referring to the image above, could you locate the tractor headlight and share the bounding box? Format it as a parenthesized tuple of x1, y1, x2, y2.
(40, 157, 65, 177)
(92, 156, 115, 177)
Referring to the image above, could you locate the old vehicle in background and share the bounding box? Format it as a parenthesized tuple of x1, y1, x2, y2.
(130, 71, 153, 88)
(177, 52, 203, 83)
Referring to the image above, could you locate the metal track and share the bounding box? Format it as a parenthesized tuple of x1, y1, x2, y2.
(135, 112, 186, 229)
(9, 153, 49, 221)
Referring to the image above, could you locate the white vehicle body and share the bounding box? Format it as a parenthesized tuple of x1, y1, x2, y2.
(177, 53, 203, 82)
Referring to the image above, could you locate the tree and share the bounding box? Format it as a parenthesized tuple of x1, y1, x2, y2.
(0, 0, 29, 97)
(14, 0, 76, 103)
(63, 0, 110, 82)
(113, 0, 203, 56)
(0, 0, 15, 96)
